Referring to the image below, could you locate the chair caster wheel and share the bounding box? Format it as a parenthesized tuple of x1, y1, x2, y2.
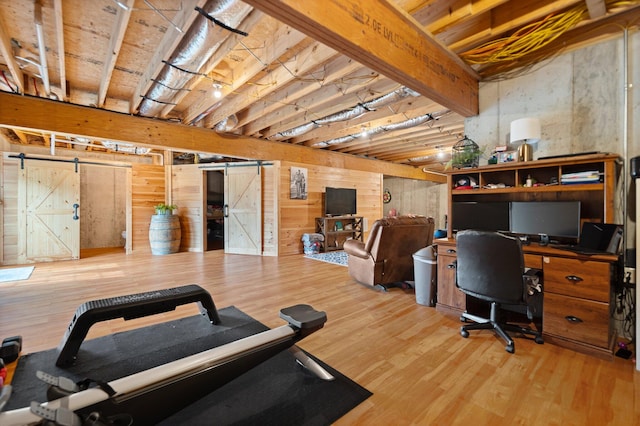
(506, 344, 515, 354)
(460, 327, 469, 338)
(535, 336, 544, 344)
(459, 315, 467, 323)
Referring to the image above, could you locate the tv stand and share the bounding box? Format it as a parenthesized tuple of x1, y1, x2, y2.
(315, 216, 363, 252)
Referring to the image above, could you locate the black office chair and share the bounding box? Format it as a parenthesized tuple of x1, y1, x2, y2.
(454, 230, 543, 353)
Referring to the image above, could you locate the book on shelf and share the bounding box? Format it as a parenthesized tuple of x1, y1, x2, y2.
(561, 170, 601, 184)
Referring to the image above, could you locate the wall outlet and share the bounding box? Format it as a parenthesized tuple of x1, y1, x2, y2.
(624, 267, 636, 285)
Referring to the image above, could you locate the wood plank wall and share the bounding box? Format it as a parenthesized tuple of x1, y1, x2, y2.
(278, 161, 383, 256)
(170, 164, 204, 252)
(1, 154, 19, 264)
(80, 166, 127, 248)
(262, 164, 279, 256)
(2, 148, 382, 263)
(131, 163, 165, 254)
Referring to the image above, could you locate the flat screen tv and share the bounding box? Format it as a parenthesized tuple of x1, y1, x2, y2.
(324, 187, 357, 216)
(451, 202, 510, 233)
(510, 201, 581, 239)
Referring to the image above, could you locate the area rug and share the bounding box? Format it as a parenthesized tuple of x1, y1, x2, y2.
(0, 266, 34, 283)
(304, 250, 348, 267)
(6, 306, 371, 425)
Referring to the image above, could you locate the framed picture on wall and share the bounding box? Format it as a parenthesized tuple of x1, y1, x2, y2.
(290, 167, 307, 199)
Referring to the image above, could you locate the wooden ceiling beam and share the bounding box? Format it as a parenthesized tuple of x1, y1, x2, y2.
(0, 92, 445, 182)
(13, 129, 29, 144)
(129, 0, 207, 114)
(476, 4, 640, 77)
(444, 0, 578, 52)
(97, 0, 133, 107)
(243, 0, 479, 117)
(293, 97, 441, 145)
(236, 52, 352, 131)
(158, 8, 265, 119)
(414, 0, 510, 34)
(586, 0, 607, 19)
(181, 20, 307, 124)
(262, 77, 400, 139)
(53, 0, 67, 101)
(241, 58, 373, 136)
(202, 40, 337, 129)
(0, 10, 24, 93)
(336, 114, 464, 151)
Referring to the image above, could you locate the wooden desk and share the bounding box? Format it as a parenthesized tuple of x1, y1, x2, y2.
(434, 238, 621, 360)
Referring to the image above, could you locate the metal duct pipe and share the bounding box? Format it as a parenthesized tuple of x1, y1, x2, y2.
(138, 0, 252, 116)
(271, 87, 417, 140)
(214, 114, 238, 132)
(312, 111, 445, 148)
(34, 0, 51, 97)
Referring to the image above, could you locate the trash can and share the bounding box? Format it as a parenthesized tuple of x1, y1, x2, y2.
(413, 245, 437, 306)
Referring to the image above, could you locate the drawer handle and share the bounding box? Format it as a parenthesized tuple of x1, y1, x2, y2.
(447, 263, 456, 269)
(565, 275, 583, 283)
(446, 249, 456, 254)
(565, 315, 583, 323)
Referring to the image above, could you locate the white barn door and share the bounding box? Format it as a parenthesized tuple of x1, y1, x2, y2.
(18, 159, 80, 262)
(224, 164, 262, 255)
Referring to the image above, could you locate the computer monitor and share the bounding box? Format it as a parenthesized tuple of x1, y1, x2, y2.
(451, 201, 510, 233)
(509, 201, 581, 240)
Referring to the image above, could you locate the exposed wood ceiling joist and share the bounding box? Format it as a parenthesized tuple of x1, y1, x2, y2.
(0, 91, 446, 182)
(243, 0, 480, 117)
(0, 0, 638, 174)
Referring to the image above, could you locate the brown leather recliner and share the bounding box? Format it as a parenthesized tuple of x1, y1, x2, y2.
(343, 216, 435, 289)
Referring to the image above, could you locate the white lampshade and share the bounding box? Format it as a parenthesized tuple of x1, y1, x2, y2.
(510, 118, 541, 144)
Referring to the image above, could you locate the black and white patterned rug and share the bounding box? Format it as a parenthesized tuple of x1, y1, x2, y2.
(304, 250, 348, 266)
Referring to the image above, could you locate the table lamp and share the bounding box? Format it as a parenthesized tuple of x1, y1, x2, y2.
(510, 118, 541, 162)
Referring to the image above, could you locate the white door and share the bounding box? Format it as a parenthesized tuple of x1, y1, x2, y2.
(18, 159, 80, 262)
(224, 164, 262, 255)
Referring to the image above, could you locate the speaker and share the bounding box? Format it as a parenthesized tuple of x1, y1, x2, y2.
(631, 156, 640, 178)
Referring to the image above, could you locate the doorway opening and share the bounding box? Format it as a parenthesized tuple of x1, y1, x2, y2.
(206, 170, 225, 250)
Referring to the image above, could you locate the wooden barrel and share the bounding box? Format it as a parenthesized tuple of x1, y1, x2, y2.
(149, 214, 181, 255)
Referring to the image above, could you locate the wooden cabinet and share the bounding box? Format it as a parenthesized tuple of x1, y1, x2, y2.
(315, 216, 363, 252)
(435, 241, 465, 314)
(446, 153, 620, 239)
(435, 239, 619, 359)
(436, 153, 622, 359)
(542, 255, 615, 357)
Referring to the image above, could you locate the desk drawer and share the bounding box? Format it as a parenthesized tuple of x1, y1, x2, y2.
(543, 292, 610, 348)
(543, 257, 610, 302)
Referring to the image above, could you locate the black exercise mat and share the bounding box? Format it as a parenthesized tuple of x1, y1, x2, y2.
(7, 306, 371, 425)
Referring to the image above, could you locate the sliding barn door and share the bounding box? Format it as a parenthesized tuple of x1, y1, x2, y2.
(224, 165, 262, 255)
(18, 160, 80, 262)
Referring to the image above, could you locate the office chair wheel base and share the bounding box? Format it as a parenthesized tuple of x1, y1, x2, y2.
(506, 344, 515, 354)
(460, 327, 469, 338)
(535, 336, 544, 344)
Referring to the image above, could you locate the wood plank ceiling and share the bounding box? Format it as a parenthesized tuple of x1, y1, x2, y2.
(0, 0, 638, 173)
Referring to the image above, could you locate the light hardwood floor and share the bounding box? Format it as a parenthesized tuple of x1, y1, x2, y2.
(1, 249, 638, 425)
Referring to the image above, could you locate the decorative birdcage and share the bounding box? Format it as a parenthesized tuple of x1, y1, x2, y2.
(451, 135, 480, 169)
